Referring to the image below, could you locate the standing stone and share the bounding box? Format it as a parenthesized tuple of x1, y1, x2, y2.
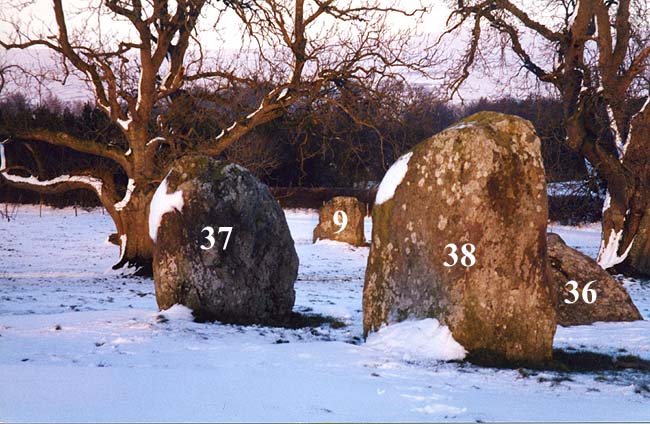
(150, 155, 298, 324)
(547, 233, 642, 326)
(364, 112, 557, 365)
(313, 196, 366, 246)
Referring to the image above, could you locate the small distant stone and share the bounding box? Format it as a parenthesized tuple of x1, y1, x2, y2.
(313, 196, 366, 246)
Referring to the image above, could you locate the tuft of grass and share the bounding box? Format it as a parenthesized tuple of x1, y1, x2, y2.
(193, 310, 347, 330)
(466, 348, 650, 373)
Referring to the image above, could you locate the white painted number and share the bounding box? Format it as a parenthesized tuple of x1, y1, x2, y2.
(582, 280, 597, 304)
(201, 226, 233, 250)
(443, 243, 476, 268)
(443, 243, 458, 267)
(460, 243, 476, 267)
(564, 280, 597, 304)
(333, 210, 348, 234)
(218, 226, 233, 250)
(200, 226, 215, 250)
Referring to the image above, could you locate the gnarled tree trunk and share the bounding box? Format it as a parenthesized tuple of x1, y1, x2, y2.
(0, 136, 158, 276)
(605, 101, 650, 276)
(111, 186, 155, 275)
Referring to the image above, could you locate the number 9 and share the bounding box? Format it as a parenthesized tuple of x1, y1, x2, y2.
(333, 210, 348, 234)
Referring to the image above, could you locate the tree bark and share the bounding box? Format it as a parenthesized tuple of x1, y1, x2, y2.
(609, 101, 650, 276)
(111, 187, 154, 276)
(561, 82, 650, 277)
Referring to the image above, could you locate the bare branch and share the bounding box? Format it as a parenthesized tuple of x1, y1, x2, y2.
(8, 130, 131, 172)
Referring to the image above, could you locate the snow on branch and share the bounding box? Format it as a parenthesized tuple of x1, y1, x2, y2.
(147, 137, 167, 147)
(114, 178, 135, 211)
(0, 141, 103, 196)
(597, 228, 635, 269)
(0, 139, 7, 171)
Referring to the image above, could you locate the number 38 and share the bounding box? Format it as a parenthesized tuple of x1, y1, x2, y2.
(443, 243, 476, 268)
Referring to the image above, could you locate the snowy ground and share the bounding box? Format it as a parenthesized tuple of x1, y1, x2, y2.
(1, 206, 650, 422)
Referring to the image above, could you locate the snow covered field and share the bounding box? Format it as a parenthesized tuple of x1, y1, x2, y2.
(1, 206, 650, 422)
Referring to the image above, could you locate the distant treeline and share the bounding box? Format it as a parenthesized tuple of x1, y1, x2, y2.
(0, 86, 587, 208)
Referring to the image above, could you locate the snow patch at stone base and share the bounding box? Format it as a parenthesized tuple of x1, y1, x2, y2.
(159, 304, 195, 321)
(365, 318, 467, 362)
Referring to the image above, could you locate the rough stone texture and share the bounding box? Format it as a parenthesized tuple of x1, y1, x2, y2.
(313, 196, 366, 246)
(152, 155, 298, 324)
(547, 232, 642, 326)
(363, 112, 557, 365)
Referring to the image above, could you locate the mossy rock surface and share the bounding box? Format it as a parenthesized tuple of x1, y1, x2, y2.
(152, 155, 298, 324)
(363, 112, 556, 364)
(547, 233, 642, 326)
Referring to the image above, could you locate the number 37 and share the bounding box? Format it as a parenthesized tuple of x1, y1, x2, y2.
(201, 226, 233, 250)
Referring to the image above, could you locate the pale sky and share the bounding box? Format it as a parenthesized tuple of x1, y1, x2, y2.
(0, 0, 542, 103)
(0, 0, 452, 48)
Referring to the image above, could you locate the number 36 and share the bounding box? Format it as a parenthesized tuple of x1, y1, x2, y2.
(564, 280, 597, 304)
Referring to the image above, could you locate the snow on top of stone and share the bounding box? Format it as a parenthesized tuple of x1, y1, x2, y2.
(446, 121, 475, 131)
(148, 172, 184, 242)
(375, 151, 413, 205)
(365, 318, 467, 362)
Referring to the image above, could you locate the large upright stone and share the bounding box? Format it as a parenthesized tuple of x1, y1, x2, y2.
(313, 196, 366, 246)
(364, 112, 557, 364)
(150, 155, 298, 324)
(547, 233, 642, 326)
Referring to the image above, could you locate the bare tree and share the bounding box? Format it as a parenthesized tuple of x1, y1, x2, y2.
(0, 0, 432, 272)
(443, 0, 650, 277)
